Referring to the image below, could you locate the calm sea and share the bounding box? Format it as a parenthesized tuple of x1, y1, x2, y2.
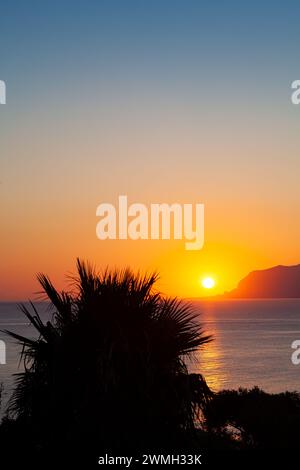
(0, 299, 299, 414)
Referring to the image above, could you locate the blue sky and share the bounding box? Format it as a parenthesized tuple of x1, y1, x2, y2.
(1, 1, 299, 98)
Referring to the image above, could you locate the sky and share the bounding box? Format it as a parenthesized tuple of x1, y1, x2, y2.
(1, 0, 300, 299)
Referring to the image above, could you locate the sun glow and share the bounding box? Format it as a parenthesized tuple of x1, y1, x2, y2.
(201, 277, 215, 289)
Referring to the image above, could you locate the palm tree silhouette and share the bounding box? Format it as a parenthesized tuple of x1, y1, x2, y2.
(4, 259, 212, 454)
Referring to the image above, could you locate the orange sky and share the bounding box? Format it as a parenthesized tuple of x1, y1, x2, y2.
(2, 118, 300, 299)
(2, 186, 300, 300)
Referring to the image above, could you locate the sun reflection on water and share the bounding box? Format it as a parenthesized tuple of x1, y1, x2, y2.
(187, 307, 228, 391)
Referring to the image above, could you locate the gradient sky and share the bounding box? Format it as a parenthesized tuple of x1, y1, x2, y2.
(1, 1, 300, 299)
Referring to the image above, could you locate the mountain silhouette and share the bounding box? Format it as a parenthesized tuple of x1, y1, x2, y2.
(224, 264, 300, 298)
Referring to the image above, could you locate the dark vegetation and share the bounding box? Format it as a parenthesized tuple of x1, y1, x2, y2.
(204, 387, 300, 449)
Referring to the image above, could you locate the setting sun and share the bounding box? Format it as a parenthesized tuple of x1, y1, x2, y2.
(201, 277, 216, 289)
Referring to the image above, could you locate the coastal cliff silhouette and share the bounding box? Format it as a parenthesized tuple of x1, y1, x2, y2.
(224, 265, 300, 298)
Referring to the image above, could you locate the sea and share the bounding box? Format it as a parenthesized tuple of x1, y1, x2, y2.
(0, 299, 299, 415)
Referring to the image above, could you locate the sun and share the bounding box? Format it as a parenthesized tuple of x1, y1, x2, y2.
(201, 277, 215, 289)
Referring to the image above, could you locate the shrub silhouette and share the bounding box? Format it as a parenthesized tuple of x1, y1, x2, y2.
(204, 387, 300, 449)
(4, 259, 212, 455)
